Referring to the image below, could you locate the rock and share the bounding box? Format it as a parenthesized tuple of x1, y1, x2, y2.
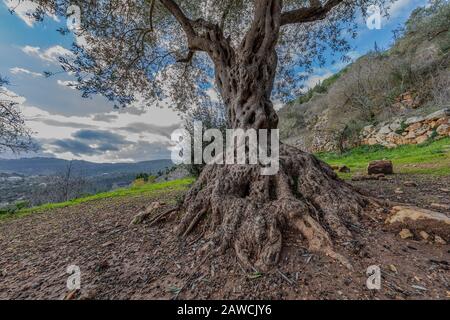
(407, 122, 423, 132)
(338, 165, 351, 173)
(399, 228, 413, 239)
(389, 121, 402, 132)
(362, 124, 375, 133)
(385, 206, 450, 241)
(436, 124, 449, 136)
(405, 130, 417, 139)
(415, 124, 430, 137)
(368, 160, 394, 175)
(439, 188, 450, 193)
(419, 231, 429, 240)
(330, 165, 339, 170)
(130, 201, 166, 225)
(379, 125, 392, 135)
(434, 235, 446, 245)
(415, 134, 429, 144)
(405, 116, 425, 125)
(430, 203, 450, 211)
(388, 264, 398, 273)
(403, 181, 418, 187)
(395, 188, 404, 194)
(424, 108, 450, 121)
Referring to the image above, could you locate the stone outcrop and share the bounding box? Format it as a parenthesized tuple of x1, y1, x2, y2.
(360, 108, 450, 148)
(385, 206, 450, 242)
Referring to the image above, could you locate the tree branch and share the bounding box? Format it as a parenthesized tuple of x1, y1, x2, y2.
(280, 0, 344, 26)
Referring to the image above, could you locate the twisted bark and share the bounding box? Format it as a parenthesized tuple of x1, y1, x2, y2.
(163, 0, 373, 270)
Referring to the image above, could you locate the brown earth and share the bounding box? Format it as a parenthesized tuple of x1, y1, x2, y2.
(0, 175, 449, 300)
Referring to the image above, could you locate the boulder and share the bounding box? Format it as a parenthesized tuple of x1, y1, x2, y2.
(415, 134, 429, 144)
(389, 121, 402, 132)
(405, 116, 425, 125)
(399, 228, 413, 239)
(436, 124, 449, 136)
(368, 160, 394, 175)
(338, 165, 351, 173)
(378, 125, 392, 135)
(385, 206, 450, 241)
(424, 108, 450, 121)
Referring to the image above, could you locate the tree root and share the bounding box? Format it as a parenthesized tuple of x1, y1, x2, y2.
(177, 144, 372, 271)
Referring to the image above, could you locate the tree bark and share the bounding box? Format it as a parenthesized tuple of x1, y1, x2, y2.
(172, 0, 372, 271)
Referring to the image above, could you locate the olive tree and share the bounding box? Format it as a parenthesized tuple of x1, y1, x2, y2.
(20, 0, 392, 270)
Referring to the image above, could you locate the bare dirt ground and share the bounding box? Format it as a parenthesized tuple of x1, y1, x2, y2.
(0, 174, 449, 300)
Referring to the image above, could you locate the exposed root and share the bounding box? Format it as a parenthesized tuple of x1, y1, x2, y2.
(177, 144, 371, 271)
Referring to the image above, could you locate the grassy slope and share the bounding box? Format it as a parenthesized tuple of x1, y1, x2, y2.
(317, 137, 450, 178)
(0, 178, 194, 221)
(2, 137, 449, 220)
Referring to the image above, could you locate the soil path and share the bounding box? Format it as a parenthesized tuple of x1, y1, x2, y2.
(0, 175, 449, 300)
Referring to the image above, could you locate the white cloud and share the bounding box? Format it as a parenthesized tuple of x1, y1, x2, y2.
(21, 45, 73, 64)
(3, 88, 181, 162)
(10, 67, 42, 77)
(388, 0, 413, 18)
(57, 80, 77, 89)
(3, 0, 59, 27)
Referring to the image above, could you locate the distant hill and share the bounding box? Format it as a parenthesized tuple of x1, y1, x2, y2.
(279, 1, 450, 153)
(0, 157, 173, 176)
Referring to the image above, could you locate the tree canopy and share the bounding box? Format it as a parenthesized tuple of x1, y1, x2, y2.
(18, 0, 392, 114)
(0, 75, 35, 153)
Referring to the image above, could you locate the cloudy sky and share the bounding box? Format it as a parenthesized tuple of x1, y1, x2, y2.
(0, 0, 427, 163)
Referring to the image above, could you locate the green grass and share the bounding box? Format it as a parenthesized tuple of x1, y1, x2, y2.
(316, 137, 450, 177)
(0, 178, 194, 221)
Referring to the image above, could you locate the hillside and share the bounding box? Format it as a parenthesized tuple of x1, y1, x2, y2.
(0, 157, 173, 176)
(279, 2, 450, 153)
(0, 157, 174, 209)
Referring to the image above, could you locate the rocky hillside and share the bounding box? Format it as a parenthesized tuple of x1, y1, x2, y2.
(360, 108, 450, 148)
(279, 1, 450, 153)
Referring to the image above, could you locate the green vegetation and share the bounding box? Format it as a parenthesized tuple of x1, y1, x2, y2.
(317, 137, 450, 178)
(292, 68, 347, 105)
(0, 178, 194, 221)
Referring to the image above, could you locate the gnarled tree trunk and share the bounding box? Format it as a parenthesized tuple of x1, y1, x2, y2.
(175, 0, 371, 271)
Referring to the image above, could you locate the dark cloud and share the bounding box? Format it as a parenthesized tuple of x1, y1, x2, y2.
(73, 129, 126, 144)
(48, 129, 171, 161)
(118, 122, 181, 139)
(39, 119, 96, 129)
(50, 129, 128, 156)
(92, 114, 119, 122)
(52, 139, 97, 156)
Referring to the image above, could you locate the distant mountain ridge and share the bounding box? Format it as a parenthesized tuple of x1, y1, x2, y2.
(0, 157, 173, 176)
